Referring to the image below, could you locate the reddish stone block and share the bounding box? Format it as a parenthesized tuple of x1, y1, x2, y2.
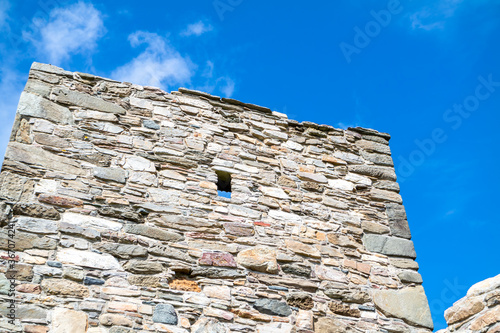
(23, 325, 48, 333)
(1, 253, 19, 261)
(16, 283, 41, 294)
(254, 221, 271, 227)
(199, 252, 237, 267)
(223, 223, 255, 237)
(38, 194, 84, 207)
(357, 262, 371, 275)
(169, 279, 201, 292)
(343, 259, 356, 270)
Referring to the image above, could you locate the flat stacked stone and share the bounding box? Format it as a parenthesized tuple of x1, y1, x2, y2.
(0, 62, 433, 332)
(437, 274, 500, 333)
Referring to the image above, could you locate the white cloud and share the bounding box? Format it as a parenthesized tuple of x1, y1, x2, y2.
(181, 21, 213, 37)
(112, 30, 234, 96)
(23, 2, 105, 65)
(111, 31, 194, 90)
(410, 0, 463, 31)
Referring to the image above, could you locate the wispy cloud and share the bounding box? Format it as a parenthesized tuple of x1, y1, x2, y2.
(23, 2, 105, 65)
(111, 31, 194, 90)
(203, 60, 215, 78)
(181, 20, 213, 37)
(409, 0, 463, 31)
(0, 1, 23, 165)
(195, 61, 235, 98)
(445, 210, 456, 216)
(0, 64, 26, 165)
(217, 76, 235, 98)
(0, 0, 9, 28)
(336, 122, 353, 130)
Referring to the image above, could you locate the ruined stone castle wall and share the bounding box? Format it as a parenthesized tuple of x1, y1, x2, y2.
(0, 62, 433, 332)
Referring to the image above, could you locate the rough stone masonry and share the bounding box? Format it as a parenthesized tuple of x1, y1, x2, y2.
(437, 274, 500, 333)
(0, 62, 434, 333)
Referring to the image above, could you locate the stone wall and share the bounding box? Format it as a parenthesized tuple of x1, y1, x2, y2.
(437, 274, 500, 333)
(0, 62, 433, 332)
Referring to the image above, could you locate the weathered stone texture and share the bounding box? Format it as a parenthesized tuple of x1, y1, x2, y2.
(0, 62, 432, 332)
(51, 308, 88, 333)
(438, 274, 500, 333)
(372, 286, 433, 329)
(237, 246, 278, 273)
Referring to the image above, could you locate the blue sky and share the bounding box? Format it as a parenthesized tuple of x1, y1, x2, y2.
(1, 0, 499, 329)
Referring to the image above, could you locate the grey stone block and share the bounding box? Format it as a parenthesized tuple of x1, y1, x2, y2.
(17, 91, 73, 125)
(143, 120, 160, 130)
(348, 165, 397, 181)
(253, 298, 292, 317)
(398, 270, 423, 284)
(93, 167, 127, 183)
(386, 203, 412, 239)
(360, 151, 394, 166)
(152, 304, 178, 325)
(5, 142, 85, 176)
(52, 87, 126, 114)
(362, 234, 417, 258)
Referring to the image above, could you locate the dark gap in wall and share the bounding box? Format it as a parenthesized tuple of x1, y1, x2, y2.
(216, 170, 231, 198)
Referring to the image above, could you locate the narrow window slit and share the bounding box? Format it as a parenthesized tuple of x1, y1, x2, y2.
(216, 171, 231, 198)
